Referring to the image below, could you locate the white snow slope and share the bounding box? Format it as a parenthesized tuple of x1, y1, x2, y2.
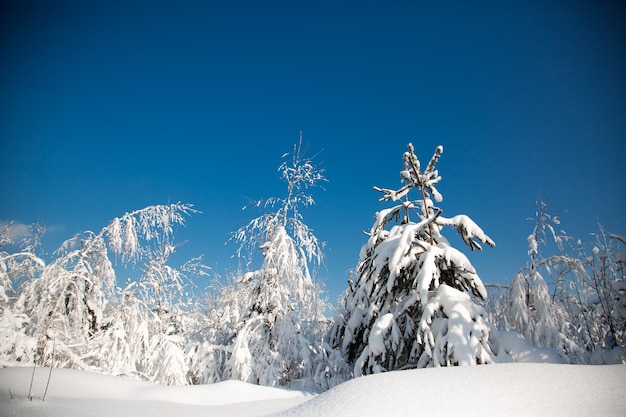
(1, 363, 624, 417)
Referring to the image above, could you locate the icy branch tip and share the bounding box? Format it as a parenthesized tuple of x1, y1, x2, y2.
(436, 145, 443, 154)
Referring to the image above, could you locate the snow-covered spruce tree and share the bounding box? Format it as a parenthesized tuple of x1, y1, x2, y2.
(225, 137, 328, 389)
(16, 203, 197, 370)
(327, 144, 496, 378)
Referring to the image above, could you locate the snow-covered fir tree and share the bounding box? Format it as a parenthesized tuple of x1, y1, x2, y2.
(326, 144, 496, 380)
(224, 136, 329, 389)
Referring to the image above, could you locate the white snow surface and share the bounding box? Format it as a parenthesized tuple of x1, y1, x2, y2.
(0, 367, 312, 417)
(1, 363, 625, 417)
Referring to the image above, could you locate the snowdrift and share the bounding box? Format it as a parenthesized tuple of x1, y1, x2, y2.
(0, 366, 312, 417)
(0, 363, 624, 417)
(276, 363, 626, 417)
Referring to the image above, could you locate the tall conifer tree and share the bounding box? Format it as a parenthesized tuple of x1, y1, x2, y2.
(327, 144, 496, 378)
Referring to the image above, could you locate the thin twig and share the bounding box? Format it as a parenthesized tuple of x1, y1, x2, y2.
(42, 338, 55, 402)
(28, 363, 36, 401)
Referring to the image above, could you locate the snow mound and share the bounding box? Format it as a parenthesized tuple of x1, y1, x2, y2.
(492, 330, 567, 364)
(275, 363, 626, 417)
(0, 366, 312, 417)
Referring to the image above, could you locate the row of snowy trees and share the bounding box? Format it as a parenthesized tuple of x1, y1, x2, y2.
(1, 141, 624, 391)
(0, 203, 211, 384)
(0, 138, 330, 389)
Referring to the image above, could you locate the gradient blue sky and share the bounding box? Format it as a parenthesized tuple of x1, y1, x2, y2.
(2, 1, 625, 303)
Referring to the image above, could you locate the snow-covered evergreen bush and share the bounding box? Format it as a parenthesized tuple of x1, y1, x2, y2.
(326, 144, 496, 380)
(225, 137, 329, 389)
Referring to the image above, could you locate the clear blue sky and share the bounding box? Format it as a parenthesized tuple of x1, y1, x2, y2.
(2, 1, 625, 304)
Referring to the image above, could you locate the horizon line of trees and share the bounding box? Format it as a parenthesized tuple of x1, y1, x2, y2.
(1, 140, 624, 391)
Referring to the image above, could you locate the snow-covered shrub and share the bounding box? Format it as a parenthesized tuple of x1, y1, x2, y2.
(504, 200, 579, 362)
(85, 280, 150, 379)
(314, 282, 355, 389)
(500, 200, 625, 364)
(87, 246, 203, 384)
(326, 144, 496, 380)
(186, 276, 250, 385)
(17, 229, 117, 368)
(574, 231, 626, 363)
(138, 250, 208, 385)
(0, 222, 43, 365)
(10, 203, 198, 372)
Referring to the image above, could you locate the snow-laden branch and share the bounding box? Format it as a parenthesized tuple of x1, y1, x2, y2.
(438, 214, 496, 251)
(105, 203, 198, 263)
(0, 252, 45, 268)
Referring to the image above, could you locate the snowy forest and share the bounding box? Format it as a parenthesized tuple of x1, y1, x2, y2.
(1, 143, 624, 392)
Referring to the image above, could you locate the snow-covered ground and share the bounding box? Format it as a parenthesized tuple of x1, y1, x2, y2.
(1, 363, 624, 417)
